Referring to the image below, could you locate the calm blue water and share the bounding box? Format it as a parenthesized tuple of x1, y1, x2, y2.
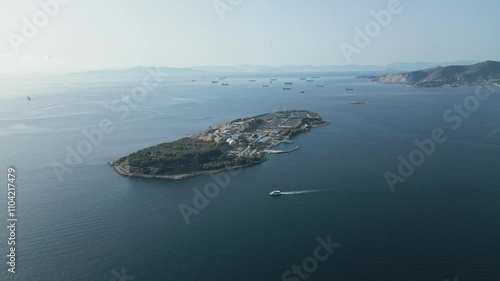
(0, 73, 499, 281)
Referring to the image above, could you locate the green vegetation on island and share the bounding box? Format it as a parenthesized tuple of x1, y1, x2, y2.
(114, 138, 262, 176)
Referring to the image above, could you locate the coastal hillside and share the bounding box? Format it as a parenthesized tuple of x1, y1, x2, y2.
(375, 60, 500, 87)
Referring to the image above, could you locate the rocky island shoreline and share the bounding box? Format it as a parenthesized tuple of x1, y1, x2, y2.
(110, 110, 328, 180)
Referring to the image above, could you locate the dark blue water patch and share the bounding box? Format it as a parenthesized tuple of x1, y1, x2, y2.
(0, 75, 499, 280)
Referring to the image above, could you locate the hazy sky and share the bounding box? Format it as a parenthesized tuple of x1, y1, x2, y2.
(0, 0, 499, 73)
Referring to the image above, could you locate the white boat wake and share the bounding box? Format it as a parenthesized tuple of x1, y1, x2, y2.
(280, 189, 322, 195)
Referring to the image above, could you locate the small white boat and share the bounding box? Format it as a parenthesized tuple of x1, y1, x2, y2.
(269, 190, 281, 196)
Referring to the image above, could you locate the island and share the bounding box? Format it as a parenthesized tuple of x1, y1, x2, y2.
(110, 110, 328, 180)
(361, 60, 500, 88)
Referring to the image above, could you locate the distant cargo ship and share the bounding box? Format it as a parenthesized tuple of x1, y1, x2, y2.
(212, 81, 219, 83)
(284, 82, 293, 85)
(249, 80, 257, 82)
(283, 88, 292, 90)
(306, 80, 313, 82)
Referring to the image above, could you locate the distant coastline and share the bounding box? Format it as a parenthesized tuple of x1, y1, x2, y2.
(358, 60, 500, 88)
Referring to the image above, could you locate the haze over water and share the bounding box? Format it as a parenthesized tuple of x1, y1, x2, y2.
(0, 73, 499, 280)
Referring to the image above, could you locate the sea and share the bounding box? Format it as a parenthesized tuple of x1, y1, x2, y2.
(0, 72, 499, 281)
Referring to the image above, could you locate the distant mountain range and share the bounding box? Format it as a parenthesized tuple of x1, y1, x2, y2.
(373, 60, 500, 87)
(81, 61, 485, 75)
(192, 61, 481, 73)
(82, 66, 204, 75)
